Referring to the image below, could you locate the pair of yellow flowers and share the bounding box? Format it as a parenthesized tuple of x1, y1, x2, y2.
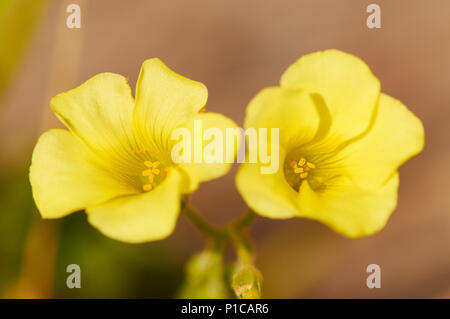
(30, 50, 424, 243)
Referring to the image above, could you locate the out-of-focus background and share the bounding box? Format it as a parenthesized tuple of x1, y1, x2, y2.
(0, 0, 449, 298)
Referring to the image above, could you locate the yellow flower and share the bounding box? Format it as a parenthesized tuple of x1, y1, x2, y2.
(30, 58, 237, 243)
(236, 50, 424, 238)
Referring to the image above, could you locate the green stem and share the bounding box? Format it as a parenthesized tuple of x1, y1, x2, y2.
(182, 204, 226, 240)
(181, 200, 261, 298)
(182, 201, 257, 264)
(232, 209, 256, 230)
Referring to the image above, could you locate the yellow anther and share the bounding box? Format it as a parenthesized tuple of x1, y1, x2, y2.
(306, 162, 316, 169)
(144, 160, 159, 168)
(294, 167, 304, 174)
(142, 169, 153, 176)
(300, 172, 308, 179)
(143, 184, 152, 191)
(298, 158, 306, 166)
(142, 161, 162, 192)
(144, 161, 152, 167)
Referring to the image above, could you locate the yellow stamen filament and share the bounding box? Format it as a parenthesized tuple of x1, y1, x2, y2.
(132, 148, 149, 154)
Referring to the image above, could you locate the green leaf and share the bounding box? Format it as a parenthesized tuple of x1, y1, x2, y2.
(0, 0, 48, 97)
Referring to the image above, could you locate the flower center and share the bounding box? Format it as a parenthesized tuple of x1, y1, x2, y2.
(289, 157, 316, 179)
(284, 156, 324, 192)
(141, 161, 166, 191)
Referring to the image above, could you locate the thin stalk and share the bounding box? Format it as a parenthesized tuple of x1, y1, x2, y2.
(182, 204, 226, 240)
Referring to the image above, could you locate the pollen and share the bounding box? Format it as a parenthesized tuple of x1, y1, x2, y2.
(294, 167, 304, 174)
(290, 157, 317, 180)
(142, 184, 152, 191)
(142, 161, 161, 192)
(298, 158, 306, 166)
(306, 162, 316, 169)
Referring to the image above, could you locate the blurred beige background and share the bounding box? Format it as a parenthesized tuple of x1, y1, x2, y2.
(0, 0, 449, 298)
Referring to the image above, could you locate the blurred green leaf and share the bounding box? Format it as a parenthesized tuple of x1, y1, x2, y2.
(0, 167, 34, 292)
(0, 0, 48, 97)
(54, 212, 184, 298)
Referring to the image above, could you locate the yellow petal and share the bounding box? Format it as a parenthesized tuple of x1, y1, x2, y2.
(50, 73, 136, 154)
(244, 87, 320, 150)
(29, 129, 136, 219)
(236, 149, 400, 237)
(280, 50, 380, 142)
(235, 148, 299, 219)
(86, 168, 183, 243)
(336, 93, 424, 189)
(297, 174, 399, 238)
(174, 112, 239, 192)
(133, 58, 207, 154)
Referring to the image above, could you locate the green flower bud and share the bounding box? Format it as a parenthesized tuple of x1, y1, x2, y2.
(231, 264, 262, 299)
(177, 249, 230, 299)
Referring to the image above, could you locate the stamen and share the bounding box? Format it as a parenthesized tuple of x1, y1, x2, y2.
(141, 161, 162, 192)
(300, 172, 308, 179)
(298, 158, 306, 166)
(144, 161, 152, 167)
(291, 158, 317, 180)
(142, 169, 153, 176)
(294, 167, 304, 174)
(306, 162, 316, 168)
(286, 156, 322, 191)
(143, 184, 152, 191)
